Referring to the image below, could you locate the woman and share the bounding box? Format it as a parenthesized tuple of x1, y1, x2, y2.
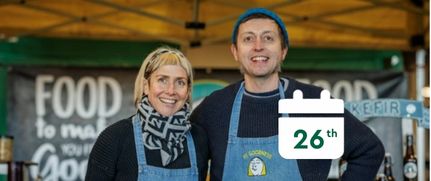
(85, 47, 208, 181)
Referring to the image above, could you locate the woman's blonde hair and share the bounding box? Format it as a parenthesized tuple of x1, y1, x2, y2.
(134, 46, 193, 107)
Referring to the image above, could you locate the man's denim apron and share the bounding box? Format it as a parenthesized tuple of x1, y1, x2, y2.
(222, 82, 302, 180)
(132, 116, 198, 181)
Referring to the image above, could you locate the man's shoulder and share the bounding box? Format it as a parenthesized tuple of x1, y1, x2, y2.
(192, 81, 240, 116)
(284, 77, 323, 98)
(204, 81, 240, 100)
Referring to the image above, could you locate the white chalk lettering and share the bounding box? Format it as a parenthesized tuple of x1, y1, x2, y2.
(61, 143, 93, 157)
(35, 75, 122, 119)
(297, 79, 378, 101)
(31, 143, 59, 181)
(75, 77, 97, 119)
(98, 77, 122, 118)
(52, 77, 74, 119)
(35, 118, 56, 139)
(313, 80, 331, 91)
(354, 80, 377, 100)
(36, 75, 54, 117)
(60, 117, 107, 140)
(61, 124, 97, 140)
(31, 143, 88, 181)
(333, 80, 354, 101)
(33, 75, 122, 181)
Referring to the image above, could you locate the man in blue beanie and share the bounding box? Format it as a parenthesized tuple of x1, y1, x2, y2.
(191, 8, 384, 181)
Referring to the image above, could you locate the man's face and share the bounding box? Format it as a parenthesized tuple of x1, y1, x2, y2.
(231, 18, 287, 78)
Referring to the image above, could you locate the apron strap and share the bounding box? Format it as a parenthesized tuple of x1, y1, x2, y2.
(132, 115, 147, 173)
(228, 81, 287, 139)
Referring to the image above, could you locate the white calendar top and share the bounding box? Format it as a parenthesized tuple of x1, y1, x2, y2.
(278, 89, 344, 114)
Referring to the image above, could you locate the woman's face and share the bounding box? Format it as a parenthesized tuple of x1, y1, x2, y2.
(145, 64, 189, 117)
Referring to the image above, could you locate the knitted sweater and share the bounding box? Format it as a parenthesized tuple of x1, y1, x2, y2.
(190, 77, 384, 181)
(85, 116, 208, 181)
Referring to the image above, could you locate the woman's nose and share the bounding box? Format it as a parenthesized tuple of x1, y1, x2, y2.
(166, 83, 176, 95)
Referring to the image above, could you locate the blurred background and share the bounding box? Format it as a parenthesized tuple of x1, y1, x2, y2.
(0, 0, 429, 180)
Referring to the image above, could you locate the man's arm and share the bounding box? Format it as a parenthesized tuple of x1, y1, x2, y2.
(190, 97, 212, 157)
(341, 110, 385, 181)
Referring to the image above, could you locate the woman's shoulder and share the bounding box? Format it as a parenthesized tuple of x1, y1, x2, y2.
(86, 116, 136, 179)
(95, 116, 134, 146)
(102, 117, 133, 134)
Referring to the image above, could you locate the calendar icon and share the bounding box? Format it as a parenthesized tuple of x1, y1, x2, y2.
(278, 90, 344, 159)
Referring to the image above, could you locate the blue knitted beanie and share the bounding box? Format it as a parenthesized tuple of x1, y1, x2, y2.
(231, 8, 289, 47)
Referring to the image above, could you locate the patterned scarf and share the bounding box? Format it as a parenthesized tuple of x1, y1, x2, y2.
(137, 96, 191, 166)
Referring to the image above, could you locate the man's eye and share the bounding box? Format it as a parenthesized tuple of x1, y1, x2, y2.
(264, 36, 274, 41)
(243, 36, 253, 42)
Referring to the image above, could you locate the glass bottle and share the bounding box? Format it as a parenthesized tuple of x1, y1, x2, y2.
(376, 173, 388, 181)
(383, 153, 395, 181)
(403, 134, 417, 181)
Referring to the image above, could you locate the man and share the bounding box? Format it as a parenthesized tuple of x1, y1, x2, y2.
(191, 8, 384, 181)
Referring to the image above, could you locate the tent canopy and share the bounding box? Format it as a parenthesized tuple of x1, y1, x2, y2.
(0, 0, 429, 50)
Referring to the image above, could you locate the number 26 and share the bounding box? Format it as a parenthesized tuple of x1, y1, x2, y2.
(294, 129, 324, 149)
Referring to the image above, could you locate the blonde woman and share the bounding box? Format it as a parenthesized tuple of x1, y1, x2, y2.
(86, 47, 208, 181)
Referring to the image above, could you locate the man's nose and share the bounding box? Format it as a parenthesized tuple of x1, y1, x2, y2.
(253, 38, 263, 51)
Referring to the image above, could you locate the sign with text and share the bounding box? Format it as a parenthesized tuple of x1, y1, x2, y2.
(8, 68, 136, 181)
(345, 99, 423, 121)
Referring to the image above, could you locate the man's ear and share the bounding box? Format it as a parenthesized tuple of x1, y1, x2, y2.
(230, 44, 239, 62)
(282, 47, 288, 60)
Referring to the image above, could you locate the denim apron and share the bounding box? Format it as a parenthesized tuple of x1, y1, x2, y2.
(222, 82, 302, 180)
(132, 115, 198, 181)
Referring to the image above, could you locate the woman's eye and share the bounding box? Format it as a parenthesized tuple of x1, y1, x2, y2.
(158, 78, 167, 84)
(176, 80, 186, 87)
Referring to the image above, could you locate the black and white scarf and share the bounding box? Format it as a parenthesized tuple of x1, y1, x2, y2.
(137, 96, 191, 166)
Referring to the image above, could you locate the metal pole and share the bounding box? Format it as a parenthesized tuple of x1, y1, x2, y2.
(416, 49, 425, 181)
(192, 0, 200, 41)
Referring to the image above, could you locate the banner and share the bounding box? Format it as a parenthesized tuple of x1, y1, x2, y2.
(8, 68, 407, 180)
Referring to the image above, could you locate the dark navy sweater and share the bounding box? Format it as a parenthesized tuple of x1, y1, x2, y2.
(190, 77, 384, 181)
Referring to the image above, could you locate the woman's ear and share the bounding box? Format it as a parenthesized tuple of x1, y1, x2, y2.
(187, 90, 191, 102)
(143, 79, 149, 96)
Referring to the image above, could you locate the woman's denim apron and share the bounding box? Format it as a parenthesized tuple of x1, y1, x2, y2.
(132, 116, 198, 181)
